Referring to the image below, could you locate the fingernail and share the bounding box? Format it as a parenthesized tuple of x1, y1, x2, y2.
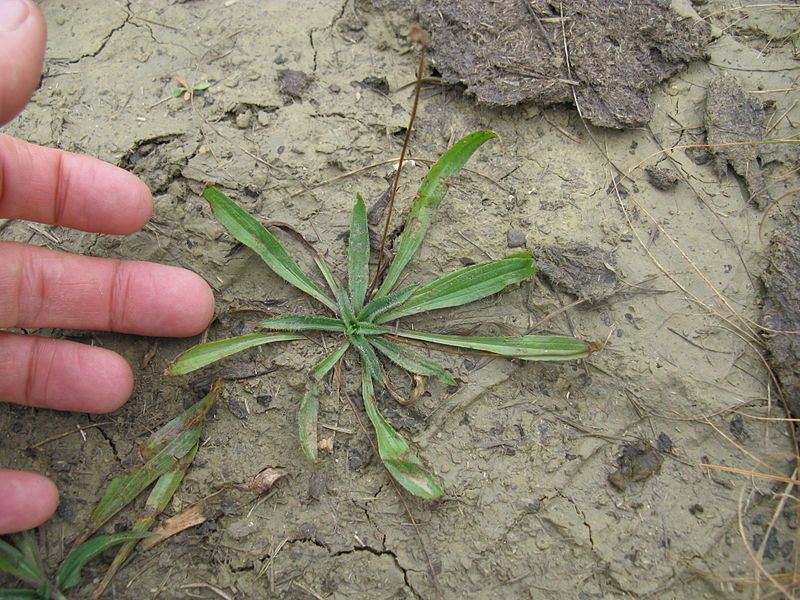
(0, 0, 30, 32)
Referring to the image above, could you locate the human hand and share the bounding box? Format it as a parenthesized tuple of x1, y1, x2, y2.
(0, 0, 215, 534)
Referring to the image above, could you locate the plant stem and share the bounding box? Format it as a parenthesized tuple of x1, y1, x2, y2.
(370, 29, 428, 297)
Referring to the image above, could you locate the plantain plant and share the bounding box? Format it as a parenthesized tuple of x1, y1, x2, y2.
(167, 131, 596, 499)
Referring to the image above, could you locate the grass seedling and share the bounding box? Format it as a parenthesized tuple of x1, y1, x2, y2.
(167, 131, 597, 498)
(0, 381, 220, 599)
(174, 77, 211, 101)
(0, 530, 152, 600)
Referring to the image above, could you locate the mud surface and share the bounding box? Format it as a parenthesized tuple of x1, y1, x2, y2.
(2, 1, 800, 599)
(705, 72, 772, 208)
(762, 212, 800, 420)
(369, 0, 711, 127)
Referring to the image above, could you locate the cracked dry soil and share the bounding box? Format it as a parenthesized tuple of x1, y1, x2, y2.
(2, 1, 800, 599)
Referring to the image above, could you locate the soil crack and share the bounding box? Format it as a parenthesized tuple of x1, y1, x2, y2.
(62, 3, 132, 64)
(93, 420, 121, 464)
(557, 490, 596, 550)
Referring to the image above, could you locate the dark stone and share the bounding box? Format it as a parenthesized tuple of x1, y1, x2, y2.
(359, 76, 390, 94)
(507, 229, 527, 248)
(729, 413, 749, 441)
(657, 432, 673, 453)
(227, 398, 249, 420)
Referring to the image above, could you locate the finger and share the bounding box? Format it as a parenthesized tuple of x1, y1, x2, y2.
(0, 332, 133, 412)
(0, 134, 153, 234)
(0, 469, 59, 534)
(0, 241, 215, 336)
(0, 0, 46, 125)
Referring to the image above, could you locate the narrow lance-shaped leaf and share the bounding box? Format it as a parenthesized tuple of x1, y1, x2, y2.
(7, 532, 40, 573)
(83, 381, 220, 539)
(299, 341, 350, 460)
(361, 369, 443, 499)
(263, 220, 341, 299)
(375, 131, 497, 299)
(337, 286, 356, 328)
(348, 194, 370, 313)
(377, 253, 535, 323)
(357, 284, 419, 323)
(369, 336, 456, 386)
(0, 590, 47, 599)
(393, 330, 592, 361)
(350, 333, 382, 384)
(57, 532, 155, 591)
(261, 314, 346, 332)
(298, 383, 320, 461)
(203, 187, 337, 312)
(167, 333, 302, 376)
(353, 322, 389, 336)
(311, 340, 350, 381)
(0, 538, 46, 589)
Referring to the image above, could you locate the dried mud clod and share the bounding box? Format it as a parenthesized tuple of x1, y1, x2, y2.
(761, 217, 800, 418)
(645, 165, 680, 191)
(278, 69, 312, 101)
(534, 242, 618, 303)
(608, 439, 664, 491)
(366, 0, 710, 128)
(704, 72, 772, 209)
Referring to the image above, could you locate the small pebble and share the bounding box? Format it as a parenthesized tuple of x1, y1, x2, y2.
(235, 112, 251, 129)
(507, 229, 527, 248)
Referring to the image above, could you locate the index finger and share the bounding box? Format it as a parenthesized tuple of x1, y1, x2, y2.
(0, 133, 153, 234)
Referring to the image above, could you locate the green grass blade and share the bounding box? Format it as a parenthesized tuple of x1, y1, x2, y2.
(298, 382, 319, 460)
(57, 532, 154, 591)
(93, 447, 197, 598)
(313, 253, 340, 300)
(7, 532, 44, 582)
(263, 220, 341, 298)
(375, 131, 497, 298)
(167, 333, 302, 375)
(337, 287, 356, 328)
(369, 337, 456, 385)
(361, 370, 443, 499)
(203, 187, 337, 312)
(349, 194, 370, 313)
(0, 591, 44, 599)
(87, 432, 197, 533)
(393, 330, 591, 360)
(298, 341, 350, 460)
(353, 322, 388, 336)
(0, 538, 46, 589)
(377, 253, 535, 323)
(350, 333, 382, 383)
(85, 382, 219, 537)
(357, 284, 418, 323)
(261, 314, 346, 332)
(311, 341, 350, 381)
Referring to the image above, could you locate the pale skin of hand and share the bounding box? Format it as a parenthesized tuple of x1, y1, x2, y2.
(0, 0, 215, 534)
